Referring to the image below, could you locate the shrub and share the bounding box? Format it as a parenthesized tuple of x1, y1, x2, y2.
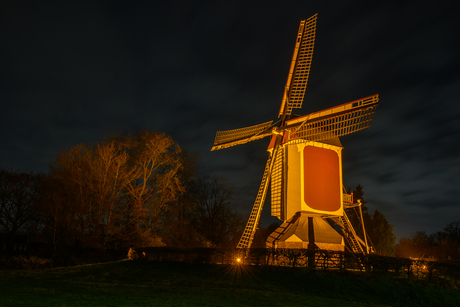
(0, 256, 52, 270)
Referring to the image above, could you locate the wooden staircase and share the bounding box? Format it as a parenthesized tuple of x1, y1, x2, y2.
(339, 212, 364, 254)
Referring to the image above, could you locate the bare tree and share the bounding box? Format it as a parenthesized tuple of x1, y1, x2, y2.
(186, 176, 244, 247)
(0, 169, 43, 244)
(114, 131, 184, 246)
(157, 150, 202, 247)
(45, 131, 184, 249)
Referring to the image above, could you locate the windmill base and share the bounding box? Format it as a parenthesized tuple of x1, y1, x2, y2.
(266, 211, 344, 251)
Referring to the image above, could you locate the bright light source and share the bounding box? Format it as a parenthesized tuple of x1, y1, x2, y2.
(236, 257, 241, 263)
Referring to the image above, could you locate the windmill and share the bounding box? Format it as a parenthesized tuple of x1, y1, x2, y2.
(211, 14, 378, 253)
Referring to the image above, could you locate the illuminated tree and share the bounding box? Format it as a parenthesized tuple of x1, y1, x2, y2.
(156, 149, 205, 247)
(46, 142, 132, 248)
(45, 131, 184, 249)
(108, 131, 184, 247)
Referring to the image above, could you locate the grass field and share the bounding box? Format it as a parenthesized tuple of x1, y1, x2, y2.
(0, 259, 459, 306)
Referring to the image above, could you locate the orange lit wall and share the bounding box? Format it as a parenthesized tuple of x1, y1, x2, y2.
(303, 146, 341, 212)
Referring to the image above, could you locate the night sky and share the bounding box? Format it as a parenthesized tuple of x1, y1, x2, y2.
(2, 1, 459, 240)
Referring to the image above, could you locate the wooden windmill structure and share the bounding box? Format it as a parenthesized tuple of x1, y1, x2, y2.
(211, 14, 378, 254)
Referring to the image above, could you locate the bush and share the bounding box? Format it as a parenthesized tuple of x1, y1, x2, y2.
(0, 256, 52, 270)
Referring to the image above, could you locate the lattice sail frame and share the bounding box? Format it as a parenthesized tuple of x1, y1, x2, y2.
(279, 14, 317, 118)
(285, 95, 379, 143)
(286, 14, 317, 115)
(270, 146, 284, 219)
(291, 105, 377, 142)
(211, 120, 273, 151)
(236, 147, 279, 249)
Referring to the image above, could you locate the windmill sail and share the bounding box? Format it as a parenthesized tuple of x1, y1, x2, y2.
(237, 147, 279, 249)
(284, 95, 379, 143)
(279, 14, 317, 118)
(270, 146, 285, 220)
(211, 120, 273, 151)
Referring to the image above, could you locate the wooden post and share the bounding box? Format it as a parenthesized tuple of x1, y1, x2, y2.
(358, 200, 369, 254)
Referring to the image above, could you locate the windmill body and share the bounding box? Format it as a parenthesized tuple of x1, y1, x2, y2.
(269, 134, 344, 220)
(267, 136, 346, 251)
(211, 14, 378, 253)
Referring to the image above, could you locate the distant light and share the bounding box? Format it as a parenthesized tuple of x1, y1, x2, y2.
(236, 257, 241, 263)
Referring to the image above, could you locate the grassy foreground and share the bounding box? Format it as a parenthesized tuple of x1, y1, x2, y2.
(0, 259, 459, 306)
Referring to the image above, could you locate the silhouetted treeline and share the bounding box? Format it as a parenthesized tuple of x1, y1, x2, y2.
(0, 131, 244, 253)
(396, 221, 460, 260)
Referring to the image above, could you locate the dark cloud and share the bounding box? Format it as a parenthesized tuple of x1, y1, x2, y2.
(1, 0, 459, 239)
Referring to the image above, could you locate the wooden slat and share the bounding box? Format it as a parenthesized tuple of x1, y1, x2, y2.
(286, 14, 317, 115)
(278, 14, 318, 118)
(281, 95, 379, 143)
(290, 105, 378, 142)
(237, 148, 278, 249)
(211, 121, 273, 151)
